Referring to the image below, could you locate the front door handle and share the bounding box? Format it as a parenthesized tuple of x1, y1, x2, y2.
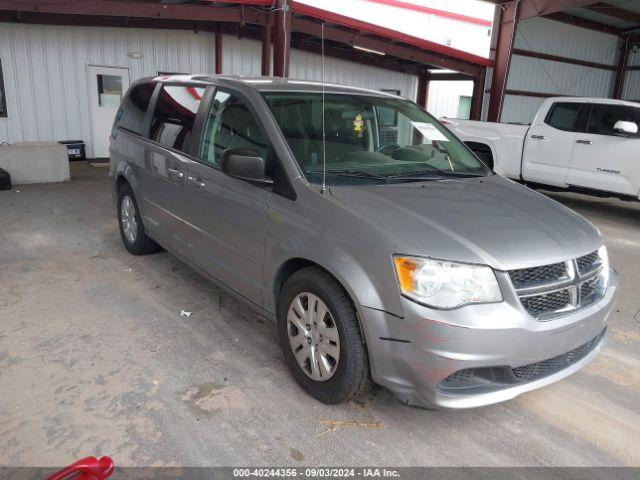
(187, 175, 206, 188)
(576, 139, 593, 145)
(167, 167, 184, 178)
(531, 134, 546, 140)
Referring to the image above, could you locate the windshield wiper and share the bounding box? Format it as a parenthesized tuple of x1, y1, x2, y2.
(306, 169, 391, 182)
(387, 169, 486, 181)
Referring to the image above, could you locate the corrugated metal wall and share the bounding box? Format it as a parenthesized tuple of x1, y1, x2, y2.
(623, 48, 640, 101)
(0, 24, 419, 156)
(0, 22, 215, 155)
(500, 17, 619, 124)
(427, 80, 473, 119)
(289, 49, 418, 100)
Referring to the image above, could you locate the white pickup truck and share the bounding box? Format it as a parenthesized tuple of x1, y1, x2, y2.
(443, 97, 640, 201)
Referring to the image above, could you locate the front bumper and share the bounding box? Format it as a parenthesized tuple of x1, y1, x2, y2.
(361, 269, 619, 409)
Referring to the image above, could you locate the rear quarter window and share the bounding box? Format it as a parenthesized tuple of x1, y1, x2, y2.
(116, 82, 156, 135)
(149, 84, 205, 154)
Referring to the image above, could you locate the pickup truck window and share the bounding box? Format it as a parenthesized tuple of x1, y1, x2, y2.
(587, 104, 640, 138)
(545, 102, 583, 132)
(262, 92, 490, 185)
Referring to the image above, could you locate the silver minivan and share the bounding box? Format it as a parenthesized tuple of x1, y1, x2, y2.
(110, 75, 618, 409)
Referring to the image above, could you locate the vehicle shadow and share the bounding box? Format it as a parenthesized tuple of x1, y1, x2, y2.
(540, 190, 640, 227)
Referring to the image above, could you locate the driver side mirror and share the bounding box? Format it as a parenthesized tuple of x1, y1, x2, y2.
(221, 148, 273, 185)
(613, 120, 638, 136)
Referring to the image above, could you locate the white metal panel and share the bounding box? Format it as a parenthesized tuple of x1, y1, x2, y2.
(289, 49, 418, 100)
(0, 22, 215, 155)
(628, 48, 640, 68)
(221, 35, 262, 76)
(500, 95, 545, 125)
(507, 55, 615, 97)
(622, 71, 640, 101)
(514, 17, 619, 65)
(427, 80, 473, 119)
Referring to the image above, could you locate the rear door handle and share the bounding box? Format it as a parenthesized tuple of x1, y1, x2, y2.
(531, 134, 546, 140)
(187, 175, 206, 188)
(576, 139, 593, 145)
(167, 167, 184, 178)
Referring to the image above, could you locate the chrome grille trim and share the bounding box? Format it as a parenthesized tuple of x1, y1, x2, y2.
(508, 251, 605, 320)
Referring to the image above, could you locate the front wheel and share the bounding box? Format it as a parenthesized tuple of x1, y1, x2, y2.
(277, 267, 371, 404)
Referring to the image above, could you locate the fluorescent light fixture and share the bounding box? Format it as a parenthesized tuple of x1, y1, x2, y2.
(353, 45, 386, 56)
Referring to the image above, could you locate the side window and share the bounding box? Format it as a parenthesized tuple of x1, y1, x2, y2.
(150, 85, 205, 153)
(545, 102, 582, 132)
(587, 104, 640, 137)
(115, 82, 155, 135)
(200, 90, 269, 166)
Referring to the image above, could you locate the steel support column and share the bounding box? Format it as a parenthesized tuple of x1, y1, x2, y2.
(470, 68, 486, 120)
(613, 37, 631, 99)
(416, 72, 430, 109)
(215, 29, 222, 74)
(261, 16, 272, 76)
(273, 0, 292, 77)
(487, 1, 519, 122)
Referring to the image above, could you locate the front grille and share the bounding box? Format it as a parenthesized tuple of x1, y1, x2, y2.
(520, 289, 571, 317)
(512, 331, 603, 380)
(438, 330, 605, 395)
(508, 250, 604, 320)
(508, 262, 567, 289)
(577, 251, 600, 274)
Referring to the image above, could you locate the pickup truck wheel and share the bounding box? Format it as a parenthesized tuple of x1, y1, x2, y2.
(117, 183, 160, 255)
(277, 267, 371, 404)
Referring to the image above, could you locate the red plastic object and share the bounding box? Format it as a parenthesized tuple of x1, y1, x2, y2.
(47, 456, 114, 480)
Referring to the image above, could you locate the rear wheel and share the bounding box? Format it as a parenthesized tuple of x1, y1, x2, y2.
(117, 183, 160, 255)
(277, 267, 371, 404)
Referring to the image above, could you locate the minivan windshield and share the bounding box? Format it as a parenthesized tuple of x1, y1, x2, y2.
(262, 92, 491, 185)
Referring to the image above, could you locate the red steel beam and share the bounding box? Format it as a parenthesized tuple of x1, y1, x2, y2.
(416, 72, 429, 108)
(512, 48, 616, 70)
(583, 3, 640, 25)
(215, 30, 223, 74)
(261, 17, 272, 76)
(0, 0, 267, 24)
(291, 2, 492, 68)
(428, 72, 475, 81)
(291, 17, 485, 76)
(543, 12, 623, 35)
(470, 69, 486, 120)
(487, 1, 519, 122)
(273, 0, 292, 77)
(365, 0, 492, 27)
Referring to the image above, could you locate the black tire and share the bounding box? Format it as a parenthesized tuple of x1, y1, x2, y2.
(277, 267, 372, 404)
(117, 182, 160, 255)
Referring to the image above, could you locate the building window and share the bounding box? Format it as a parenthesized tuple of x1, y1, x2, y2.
(0, 59, 7, 117)
(457, 95, 472, 120)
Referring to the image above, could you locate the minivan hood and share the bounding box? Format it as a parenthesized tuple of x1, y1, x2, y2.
(329, 175, 601, 271)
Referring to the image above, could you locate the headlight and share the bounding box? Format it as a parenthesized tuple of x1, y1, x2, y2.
(394, 256, 502, 309)
(598, 245, 610, 288)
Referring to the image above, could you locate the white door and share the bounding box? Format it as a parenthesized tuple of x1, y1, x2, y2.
(87, 66, 130, 158)
(521, 101, 585, 187)
(567, 103, 640, 197)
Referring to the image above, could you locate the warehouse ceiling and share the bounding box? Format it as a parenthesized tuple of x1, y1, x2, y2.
(485, 0, 640, 34)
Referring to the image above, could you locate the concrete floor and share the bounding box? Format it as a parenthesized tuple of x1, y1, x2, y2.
(1, 162, 639, 467)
